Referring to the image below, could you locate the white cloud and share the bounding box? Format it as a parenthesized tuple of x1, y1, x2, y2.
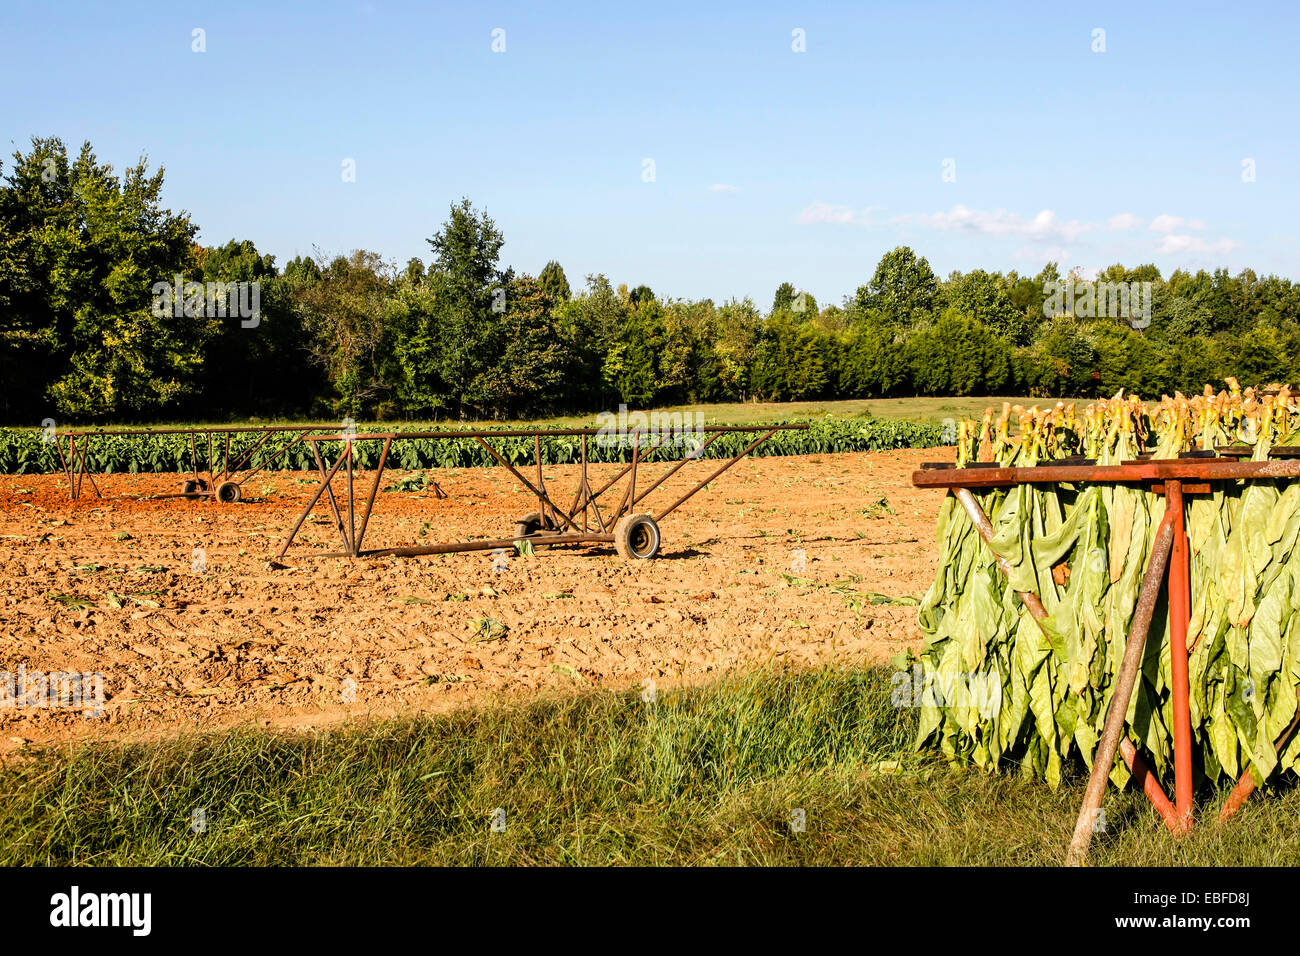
(801, 201, 1240, 263)
(796, 201, 874, 225)
(1150, 214, 1206, 233)
(709, 184, 740, 193)
(917, 205, 1093, 242)
(1155, 234, 1239, 255)
(1013, 244, 1074, 265)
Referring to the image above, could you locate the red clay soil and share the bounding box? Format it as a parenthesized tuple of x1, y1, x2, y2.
(0, 447, 954, 753)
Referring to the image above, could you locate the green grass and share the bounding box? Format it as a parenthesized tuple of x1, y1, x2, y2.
(3, 664, 1296, 866)
(502, 396, 1056, 429)
(6, 396, 1054, 433)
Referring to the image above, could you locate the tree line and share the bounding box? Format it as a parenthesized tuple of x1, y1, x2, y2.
(3, 137, 1300, 424)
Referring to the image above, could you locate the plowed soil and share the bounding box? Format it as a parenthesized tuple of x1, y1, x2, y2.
(0, 447, 954, 752)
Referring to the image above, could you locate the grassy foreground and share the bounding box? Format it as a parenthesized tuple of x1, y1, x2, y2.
(2, 665, 1296, 866)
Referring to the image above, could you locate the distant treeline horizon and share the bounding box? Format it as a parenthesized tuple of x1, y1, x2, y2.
(3, 136, 1300, 426)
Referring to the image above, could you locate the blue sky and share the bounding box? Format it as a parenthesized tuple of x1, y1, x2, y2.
(2, 0, 1296, 306)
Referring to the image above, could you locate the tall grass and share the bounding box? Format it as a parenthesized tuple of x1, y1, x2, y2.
(2, 666, 1297, 865)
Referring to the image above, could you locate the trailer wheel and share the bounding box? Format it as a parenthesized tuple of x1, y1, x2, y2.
(181, 479, 201, 499)
(513, 511, 552, 550)
(614, 513, 661, 560)
(216, 480, 242, 503)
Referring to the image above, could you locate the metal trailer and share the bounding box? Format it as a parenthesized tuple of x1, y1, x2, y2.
(914, 447, 1300, 865)
(276, 423, 808, 561)
(53, 424, 332, 503)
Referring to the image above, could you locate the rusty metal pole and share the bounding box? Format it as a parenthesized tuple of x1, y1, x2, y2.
(653, 428, 778, 522)
(346, 439, 356, 556)
(1166, 480, 1194, 831)
(630, 432, 725, 510)
(207, 431, 216, 497)
(67, 435, 78, 500)
(535, 434, 546, 527)
(628, 428, 639, 512)
(309, 440, 350, 552)
(1221, 769, 1259, 822)
(1066, 505, 1177, 867)
(54, 436, 75, 500)
(276, 450, 349, 559)
(71, 437, 82, 502)
(580, 435, 589, 533)
(73, 436, 100, 498)
(610, 428, 640, 524)
(354, 436, 392, 552)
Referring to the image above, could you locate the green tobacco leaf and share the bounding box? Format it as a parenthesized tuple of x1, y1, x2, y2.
(468, 616, 508, 642)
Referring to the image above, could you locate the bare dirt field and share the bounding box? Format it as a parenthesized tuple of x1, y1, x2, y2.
(0, 448, 954, 753)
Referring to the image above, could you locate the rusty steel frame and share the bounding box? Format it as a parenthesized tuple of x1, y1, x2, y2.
(53, 425, 330, 502)
(275, 424, 807, 561)
(915, 453, 1300, 863)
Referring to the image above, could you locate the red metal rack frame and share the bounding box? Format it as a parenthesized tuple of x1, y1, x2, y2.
(913, 453, 1300, 864)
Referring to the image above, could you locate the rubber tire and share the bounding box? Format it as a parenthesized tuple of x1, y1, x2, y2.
(513, 511, 551, 550)
(215, 481, 242, 503)
(614, 513, 661, 560)
(181, 479, 199, 498)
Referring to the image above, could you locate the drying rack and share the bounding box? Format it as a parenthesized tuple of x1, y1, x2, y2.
(914, 448, 1300, 864)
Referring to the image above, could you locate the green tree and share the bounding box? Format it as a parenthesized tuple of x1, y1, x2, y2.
(604, 311, 662, 406)
(0, 137, 200, 420)
(402, 257, 425, 286)
(484, 274, 569, 418)
(426, 198, 507, 417)
(538, 260, 570, 302)
(294, 250, 396, 416)
(712, 298, 761, 401)
(750, 316, 831, 400)
(771, 282, 796, 314)
(554, 273, 628, 409)
(1090, 322, 1165, 398)
(943, 269, 1026, 342)
(1022, 315, 1098, 397)
(855, 246, 938, 325)
(837, 325, 906, 398)
(904, 310, 1010, 395)
(194, 239, 317, 417)
(629, 284, 655, 308)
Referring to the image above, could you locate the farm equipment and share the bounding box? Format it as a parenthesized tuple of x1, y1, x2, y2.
(913, 386, 1300, 864)
(275, 424, 807, 561)
(53, 425, 329, 502)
